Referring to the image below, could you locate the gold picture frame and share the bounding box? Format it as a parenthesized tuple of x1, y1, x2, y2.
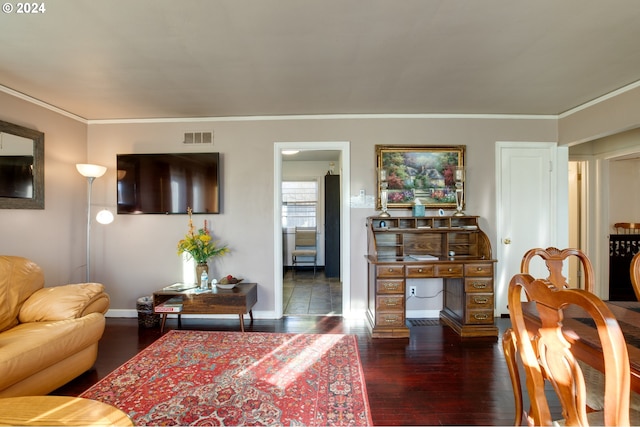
(376, 145, 466, 210)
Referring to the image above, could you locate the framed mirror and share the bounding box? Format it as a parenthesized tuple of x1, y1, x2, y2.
(0, 120, 44, 209)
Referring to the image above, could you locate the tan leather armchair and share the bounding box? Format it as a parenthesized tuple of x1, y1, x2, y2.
(0, 256, 110, 397)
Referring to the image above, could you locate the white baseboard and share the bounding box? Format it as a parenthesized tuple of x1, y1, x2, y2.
(406, 309, 441, 319)
(106, 309, 369, 320)
(106, 309, 275, 320)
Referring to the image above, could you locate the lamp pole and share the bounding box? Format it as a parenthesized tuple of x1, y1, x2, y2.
(76, 164, 107, 282)
(85, 176, 95, 282)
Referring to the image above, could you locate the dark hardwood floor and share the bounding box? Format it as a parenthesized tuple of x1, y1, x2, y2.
(53, 315, 521, 426)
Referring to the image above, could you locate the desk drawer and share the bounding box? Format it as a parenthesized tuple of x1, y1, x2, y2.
(376, 265, 405, 278)
(464, 263, 493, 277)
(465, 309, 494, 324)
(466, 293, 493, 309)
(377, 295, 404, 311)
(465, 278, 493, 293)
(435, 264, 463, 277)
(376, 311, 405, 327)
(376, 279, 405, 294)
(406, 265, 435, 278)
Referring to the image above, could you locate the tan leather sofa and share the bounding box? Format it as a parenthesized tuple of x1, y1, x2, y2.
(0, 256, 110, 397)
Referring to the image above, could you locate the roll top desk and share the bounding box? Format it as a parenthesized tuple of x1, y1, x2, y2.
(365, 216, 498, 338)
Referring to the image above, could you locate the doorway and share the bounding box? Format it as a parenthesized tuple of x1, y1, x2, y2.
(568, 161, 588, 288)
(568, 143, 640, 299)
(273, 142, 351, 319)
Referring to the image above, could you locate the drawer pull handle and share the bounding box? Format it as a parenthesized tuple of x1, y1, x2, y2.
(448, 268, 453, 272)
(477, 267, 483, 271)
(418, 268, 423, 273)
(474, 313, 489, 320)
(386, 301, 399, 307)
(384, 283, 399, 291)
(385, 316, 399, 323)
(474, 297, 489, 304)
(473, 282, 487, 289)
(388, 268, 394, 272)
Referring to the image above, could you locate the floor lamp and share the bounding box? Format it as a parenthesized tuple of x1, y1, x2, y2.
(76, 163, 107, 282)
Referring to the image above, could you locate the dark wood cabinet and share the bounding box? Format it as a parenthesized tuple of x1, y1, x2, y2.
(365, 215, 497, 338)
(324, 174, 340, 277)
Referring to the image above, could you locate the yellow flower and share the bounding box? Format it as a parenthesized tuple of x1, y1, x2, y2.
(177, 208, 229, 263)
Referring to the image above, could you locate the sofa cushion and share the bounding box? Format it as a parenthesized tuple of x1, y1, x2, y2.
(0, 256, 44, 333)
(0, 313, 105, 392)
(19, 283, 109, 322)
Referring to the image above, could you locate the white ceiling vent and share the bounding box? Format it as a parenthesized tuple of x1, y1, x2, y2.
(183, 131, 213, 145)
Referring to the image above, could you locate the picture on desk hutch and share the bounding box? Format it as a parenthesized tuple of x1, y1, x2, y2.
(376, 145, 466, 210)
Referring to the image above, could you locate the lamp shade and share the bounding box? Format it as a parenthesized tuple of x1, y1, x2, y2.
(96, 209, 114, 225)
(76, 164, 107, 178)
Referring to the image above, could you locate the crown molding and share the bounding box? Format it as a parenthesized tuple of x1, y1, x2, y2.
(559, 79, 640, 118)
(87, 113, 557, 125)
(0, 84, 87, 123)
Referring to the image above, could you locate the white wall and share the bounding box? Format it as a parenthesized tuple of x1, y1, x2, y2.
(1, 90, 564, 318)
(4, 83, 640, 320)
(610, 158, 640, 226)
(84, 117, 557, 316)
(0, 91, 88, 286)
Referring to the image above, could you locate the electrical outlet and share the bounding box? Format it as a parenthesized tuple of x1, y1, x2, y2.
(409, 286, 417, 296)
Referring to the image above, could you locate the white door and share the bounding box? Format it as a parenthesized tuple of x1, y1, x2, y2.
(495, 142, 561, 316)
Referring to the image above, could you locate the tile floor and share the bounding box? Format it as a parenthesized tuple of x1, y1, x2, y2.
(283, 269, 342, 315)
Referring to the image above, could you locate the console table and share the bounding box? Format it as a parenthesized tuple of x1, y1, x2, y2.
(153, 283, 257, 333)
(366, 216, 498, 338)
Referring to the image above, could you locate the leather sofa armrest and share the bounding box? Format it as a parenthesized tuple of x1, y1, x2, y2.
(18, 283, 110, 323)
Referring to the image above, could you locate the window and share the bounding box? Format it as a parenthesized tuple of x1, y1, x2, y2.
(282, 180, 317, 228)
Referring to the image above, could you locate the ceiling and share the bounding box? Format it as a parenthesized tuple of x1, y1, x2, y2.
(2, 1, 640, 121)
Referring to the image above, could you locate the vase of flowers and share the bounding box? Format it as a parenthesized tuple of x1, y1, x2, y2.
(177, 208, 229, 286)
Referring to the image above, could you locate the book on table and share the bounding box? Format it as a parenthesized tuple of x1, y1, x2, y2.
(163, 283, 197, 292)
(155, 296, 183, 313)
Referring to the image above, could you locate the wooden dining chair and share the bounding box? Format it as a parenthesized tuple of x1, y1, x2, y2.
(630, 252, 640, 301)
(521, 247, 594, 293)
(504, 273, 632, 426)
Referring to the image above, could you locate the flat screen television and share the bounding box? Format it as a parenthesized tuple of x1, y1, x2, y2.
(117, 153, 220, 214)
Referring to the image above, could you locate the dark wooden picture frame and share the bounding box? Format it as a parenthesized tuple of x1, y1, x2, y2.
(0, 120, 45, 209)
(376, 145, 465, 210)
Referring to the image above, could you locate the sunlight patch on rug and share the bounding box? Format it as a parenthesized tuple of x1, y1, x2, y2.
(80, 330, 372, 426)
(239, 333, 344, 390)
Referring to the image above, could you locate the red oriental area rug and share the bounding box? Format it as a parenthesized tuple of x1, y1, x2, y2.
(80, 330, 373, 426)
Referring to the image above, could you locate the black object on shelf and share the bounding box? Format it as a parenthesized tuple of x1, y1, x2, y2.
(609, 234, 640, 301)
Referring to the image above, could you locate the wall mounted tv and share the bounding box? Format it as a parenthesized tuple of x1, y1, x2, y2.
(117, 153, 220, 214)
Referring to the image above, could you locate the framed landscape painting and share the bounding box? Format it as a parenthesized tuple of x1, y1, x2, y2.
(376, 145, 466, 210)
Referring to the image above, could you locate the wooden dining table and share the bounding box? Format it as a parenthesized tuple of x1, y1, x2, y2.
(523, 300, 640, 394)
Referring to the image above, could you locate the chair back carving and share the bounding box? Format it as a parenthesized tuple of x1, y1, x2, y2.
(505, 273, 630, 426)
(521, 247, 594, 293)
